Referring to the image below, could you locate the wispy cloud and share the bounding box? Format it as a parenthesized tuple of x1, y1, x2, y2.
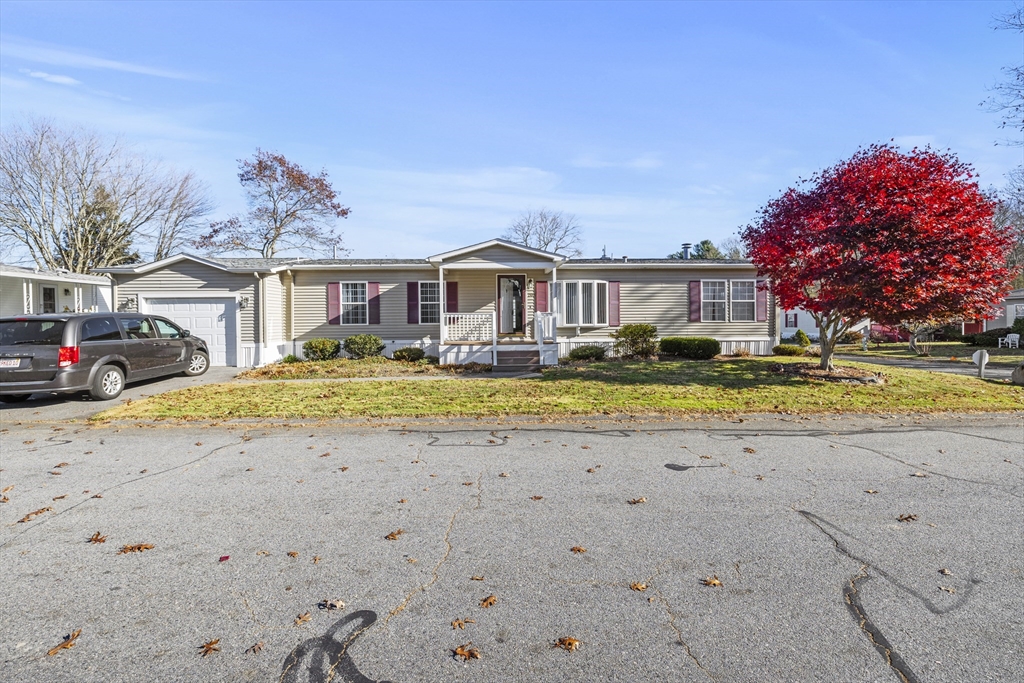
(19, 68, 80, 86)
(1, 36, 196, 80)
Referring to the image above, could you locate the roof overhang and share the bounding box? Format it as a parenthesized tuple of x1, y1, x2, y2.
(427, 238, 567, 264)
(93, 253, 282, 275)
(0, 265, 110, 285)
(560, 261, 758, 270)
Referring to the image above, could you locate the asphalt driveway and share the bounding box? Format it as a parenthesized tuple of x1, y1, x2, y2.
(1, 413, 1021, 682)
(0, 366, 239, 422)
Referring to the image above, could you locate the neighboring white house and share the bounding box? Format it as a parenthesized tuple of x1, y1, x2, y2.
(971, 288, 1024, 332)
(781, 307, 870, 341)
(0, 264, 112, 317)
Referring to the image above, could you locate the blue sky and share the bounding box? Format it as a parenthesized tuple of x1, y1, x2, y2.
(1, 1, 1020, 260)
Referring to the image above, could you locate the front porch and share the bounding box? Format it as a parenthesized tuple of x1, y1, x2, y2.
(439, 311, 559, 370)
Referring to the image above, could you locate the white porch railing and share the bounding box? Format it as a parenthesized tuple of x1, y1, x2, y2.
(535, 312, 557, 342)
(443, 312, 498, 365)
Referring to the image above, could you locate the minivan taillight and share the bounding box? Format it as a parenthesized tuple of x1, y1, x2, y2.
(58, 346, 80, 367)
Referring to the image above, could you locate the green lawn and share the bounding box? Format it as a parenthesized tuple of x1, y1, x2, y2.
(837, 341, 1023, 367)
(237, 356, 489, 380)
(96, 358, 1024, 421)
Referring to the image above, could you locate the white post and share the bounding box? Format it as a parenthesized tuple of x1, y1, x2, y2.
(550, 266, 558, 347)
(438, 266, 445, 343)
(491, 311, 498, 366)
(23, 279, 32, 314)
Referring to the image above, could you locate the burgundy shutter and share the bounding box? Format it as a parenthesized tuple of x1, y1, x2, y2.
(327, 282, 340, 325)
(608, 281, 621, 327)
(535, 281, 548, 313)
(756, 280, 768, 322)
(792, 312, 797, 327)
(407, 282, 419, 324)
(689, 281, 701, 322)
(446, 281, 458, 315)
(368, 282, 380, 325)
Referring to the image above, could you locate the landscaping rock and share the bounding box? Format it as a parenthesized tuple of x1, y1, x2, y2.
(1012, 363, 1024, 386)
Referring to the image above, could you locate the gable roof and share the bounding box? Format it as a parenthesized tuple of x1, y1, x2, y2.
(92, 253, 302, 275)
(427, 238, 567, 263)
(1, 263, 111, 284)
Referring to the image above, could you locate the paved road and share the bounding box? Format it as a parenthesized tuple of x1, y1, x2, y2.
(836, 354, 1016, 381)
(0, 366, 239, 422)
(1, 414, 1022, 682)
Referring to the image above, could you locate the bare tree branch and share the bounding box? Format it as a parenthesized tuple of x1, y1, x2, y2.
(985, 3, 1024, 146)
(502, 209, 583, 257)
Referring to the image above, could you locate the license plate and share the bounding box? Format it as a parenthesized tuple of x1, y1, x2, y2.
(0, 358, 21, 368)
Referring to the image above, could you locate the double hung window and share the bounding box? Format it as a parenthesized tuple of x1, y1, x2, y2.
(341, 282, 367, 325)
(731, 280, 756, 322)
(419, 282, 441, 324)
(701, 281, 727, 321)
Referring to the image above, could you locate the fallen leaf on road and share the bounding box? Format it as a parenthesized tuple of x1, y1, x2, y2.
(52, 494, 67, 500)
(88, 532, 106, 544)
(586, 468, 596, 473)
(49, 471, 62, 476)
(91, 494, 102, 499)
(339, 467, 349, 472)
(479, 595, 497, 608)
(117, 543, 154, 554)
(54, 462, 69, 468)
(198, 639, 220, 657)
(257, 550, 270, 556)
(47, 629, 81, 656)
(287, 551, 299, 558)
(499, 472, 509, 477)
(939, 568, 952, 575)
(385, 529, 404, 541)
(407, 558, 417, 563)
(630, 582, 648, 592)
(911, 472, 928, 478)
(319, 599, 345, 611)
(463, 482, 473, 486)
(398, 499, 407, 503)
(453, 642, 480, 661)
(570, 546, 587, 554)
(939, 585, 956, 594)
(0, 496, 6, 503)
(743, 447, 756, 453)
(18, 506, 53, 523)
(471, 575, 484, 581)
(864, 490, 878, 494)
(245, 468, 254, 471)
(699, 455, 712, 460)
(554, 637, 581, 652)
(897, 514, 918, 523)
(530, 495, 544, 501)
(294, 612, 311, 626)
(581, 445, 590, 450)
(452, 618, 475, 629)
(319, 452, 331, 458)
(246, 641, 264, 655)
(219, 555, 230, 562)
(23, 440, 34, 445)
(754, 475, 765, 481)
(2, 485, 14, 494)
(701, 575, 722, 587)
(139, 469, 147, 474)
(312, 556, 321, 564)
(627, 497, 646, 505)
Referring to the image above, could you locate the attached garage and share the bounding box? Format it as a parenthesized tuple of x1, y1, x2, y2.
(144, 297, 238, 366)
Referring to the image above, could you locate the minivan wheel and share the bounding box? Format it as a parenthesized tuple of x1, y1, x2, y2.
(184, 351, 209, 377)
(0, 394, 31, 404)
(90, 365, 125, 400)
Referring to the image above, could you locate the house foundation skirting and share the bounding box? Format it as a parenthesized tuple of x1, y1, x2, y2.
(557, 336, 775, 357)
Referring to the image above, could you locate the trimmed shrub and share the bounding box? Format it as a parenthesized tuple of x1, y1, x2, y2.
(281, 354, 301, 364)
(343, 334, 385, 359)
(659, 337, 721, 360)
(392, 346, 425, 362)
(1013, 317, 1024, 336)
(839, 329, 864, 344)
(611, 323, 659, 358)
(302, 337, 341, 361)
(969, 327, 1011, 348)
(772, 344, 805, 356)
(793, 329, 811, 347)
(424, 355, 440, 365)
(567, 345, 607, 362)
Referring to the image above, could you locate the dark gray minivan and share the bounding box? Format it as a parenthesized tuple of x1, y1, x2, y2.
(0, 313, 210, 402)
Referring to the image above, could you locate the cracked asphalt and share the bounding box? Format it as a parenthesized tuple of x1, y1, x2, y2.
(1, 413, 1022, 682)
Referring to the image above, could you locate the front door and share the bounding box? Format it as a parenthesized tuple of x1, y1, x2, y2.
(497, 275, 525, 335)
(41, 286, 57, 314)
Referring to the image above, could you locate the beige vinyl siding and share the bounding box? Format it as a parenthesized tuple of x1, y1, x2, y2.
(292, 268, 437, 341)
(558, 267, 772, 339)
(111, 262, 257, 344)
(444, 244, 555, 268)
(262, 273, 284, 343)
(282, 271, 294, 340)
(0, 276, 25, 314)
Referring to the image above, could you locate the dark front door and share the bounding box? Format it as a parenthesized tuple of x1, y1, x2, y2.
(497, 275, 525, 335)
(41, 287, 57, 314)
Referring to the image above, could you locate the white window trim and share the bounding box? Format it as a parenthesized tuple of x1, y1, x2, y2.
(555, 280, 609, 327)
(730, 279, 757, 323)
(700, 279, 728, 323)
(339, 281, 369, 326)
(418, 281, 442, 326)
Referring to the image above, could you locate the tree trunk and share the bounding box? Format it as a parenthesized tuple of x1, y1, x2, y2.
(819, 335, 836, 372)
(908, 334, 919, 354)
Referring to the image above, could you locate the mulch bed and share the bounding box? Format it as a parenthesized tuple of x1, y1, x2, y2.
(768, 362, 885, 384)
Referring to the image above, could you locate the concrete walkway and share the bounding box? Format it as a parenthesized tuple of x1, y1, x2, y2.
(836, 354, 1014, 380)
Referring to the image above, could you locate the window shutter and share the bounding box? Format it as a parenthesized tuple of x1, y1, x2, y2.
(535, 281, 548, 313)
(608, 281, 621, 327)
(407, 282, 419, 324)
(327, 282, 340, 325)
(793, 312, 798, 327)
(446, 281, 458, 315)
(756, 280, 768, 322)
(689, 281, 701, 322)
(368, 282, 380, 325)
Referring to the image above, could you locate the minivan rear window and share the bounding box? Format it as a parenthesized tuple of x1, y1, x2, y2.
(0, 320, 67, 346)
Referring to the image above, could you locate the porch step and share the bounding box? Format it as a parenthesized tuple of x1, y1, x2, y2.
(495, 351, 540, 365)
(492, 363, 541, 375)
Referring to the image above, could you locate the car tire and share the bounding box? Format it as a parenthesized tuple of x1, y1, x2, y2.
(184, 351, 209, 377)
(0, 394, 31, 404)
(90, 365, 125, 401)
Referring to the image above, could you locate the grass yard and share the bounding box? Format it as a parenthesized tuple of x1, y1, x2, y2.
(238, 356, 489, 380)
(96, 358, 1024, 421)
(836, 341, 1024, 367)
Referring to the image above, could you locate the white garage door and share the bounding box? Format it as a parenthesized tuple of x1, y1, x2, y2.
(145, 298, 237, 366)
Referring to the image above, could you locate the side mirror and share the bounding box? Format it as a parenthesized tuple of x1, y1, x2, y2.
(182, 330, 191, 337)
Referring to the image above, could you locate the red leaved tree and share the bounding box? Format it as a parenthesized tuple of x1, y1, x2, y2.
(743, 144, 1017, 371)
(197, 149, 349, 258)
